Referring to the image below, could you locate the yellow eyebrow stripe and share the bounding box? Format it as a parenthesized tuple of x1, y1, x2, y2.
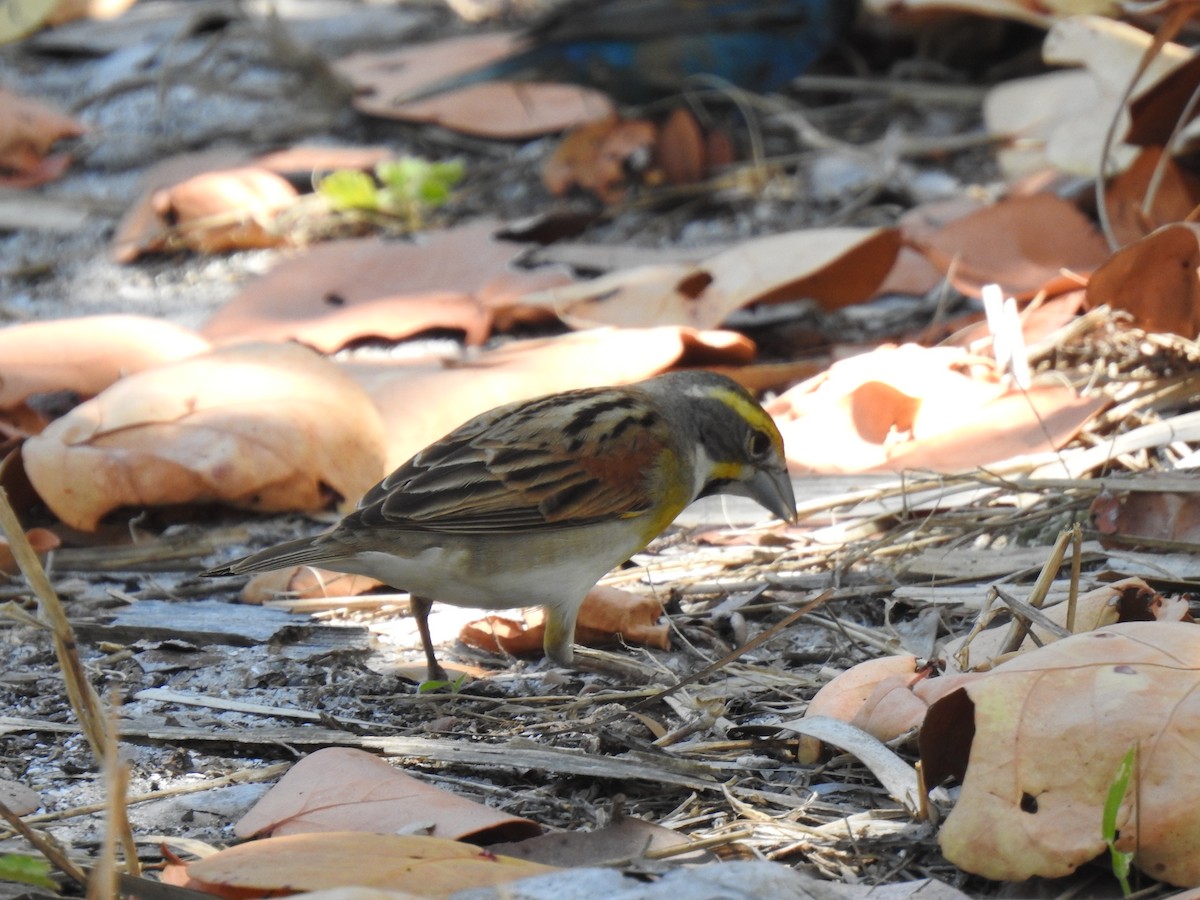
(711, 386, 784, 448)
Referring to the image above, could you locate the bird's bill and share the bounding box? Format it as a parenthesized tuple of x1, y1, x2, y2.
(744, 466, 797, 523)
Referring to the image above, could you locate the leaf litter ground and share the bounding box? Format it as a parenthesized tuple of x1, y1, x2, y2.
(0, 3, 1196, 897)
(5, 313, 1197, 897)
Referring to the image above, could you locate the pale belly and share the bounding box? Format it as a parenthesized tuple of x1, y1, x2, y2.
(325, 519, 652, 611)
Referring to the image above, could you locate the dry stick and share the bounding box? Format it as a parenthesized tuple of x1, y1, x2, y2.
(108, 696, 141, 879)
(20, 762, 292, 828)
(1067, 523, 1083, 634)
(0, 796, 89, 888)
(0, 488, 139, 884)
(632, 590, 833, 712)
(0, 487, 109, 762)
(997, 527, 1074, 657)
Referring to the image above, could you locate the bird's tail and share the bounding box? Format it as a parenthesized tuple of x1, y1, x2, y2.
(202, 535, 342, 577)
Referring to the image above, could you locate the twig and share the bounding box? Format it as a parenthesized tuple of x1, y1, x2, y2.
(0, 488, 108, 761)
(0, 796, 88, 888)
(18, 763, 291, 827)
(632, 590, 833, 711)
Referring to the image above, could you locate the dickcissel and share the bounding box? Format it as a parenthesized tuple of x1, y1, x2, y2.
(205, 370, 795, 680)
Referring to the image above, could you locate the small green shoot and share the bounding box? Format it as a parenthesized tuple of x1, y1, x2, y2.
(417, 672, 469, 694)
(0, 854, 58, 890)
(317, 157, 464, 230)
(1103, 745, 1137, 896)
(317, 169, 379, 212)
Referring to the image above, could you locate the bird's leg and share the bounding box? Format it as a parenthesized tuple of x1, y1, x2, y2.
(410, 595, 448, 682)
(542, 601, 580, 667)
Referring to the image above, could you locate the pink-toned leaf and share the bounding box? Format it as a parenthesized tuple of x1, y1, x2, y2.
(522, 227, 900, 329)
(0, 88, 84, 187)
(1086, 222, 1200, 338)
(767, 344, 1107, 474)
(924, 621, 1200, 887)
(0, 315, 210, 409)
(335, 36, 614, 139)
(910, 193, 1110, 299)
(185, 831, 556, 897)
(460, 585, 668, 658)
(202, 223, 570, 352)
(22, 343, 386, 531)
(236, 747, 539, 842)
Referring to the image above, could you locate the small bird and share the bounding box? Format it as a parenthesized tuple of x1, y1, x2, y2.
(204, 370, 795, 681)
(410, 0, 856, 103)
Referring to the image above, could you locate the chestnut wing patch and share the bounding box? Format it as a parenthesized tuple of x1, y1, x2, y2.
(353, 388, 667, 533)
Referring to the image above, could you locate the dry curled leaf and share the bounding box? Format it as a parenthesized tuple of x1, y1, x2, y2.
(908, 193, 1110, 298)
(149, 167, 299, 255)
(0, 315, 210, 410)
(923, 621, 1200, 887)
(522, 227, 900, 329)
(1086, 222, 1200, 339)
(0, 526, 59, 575)
(798, 655, 922, 763)
(543, 115, 657, 203)
(984, 15, 1189, 177)
(236, 748, 539, 842)
(183, 831, 556, 897)
(767, 344, 1107, 474)
(460, 585, 668, 657)
(22, 342, 386, 531)
(200, 223, 567, 352)
(335, 36, 614, 139)
(1104, 147, 1200, 247)
(0, 87, 84, 186)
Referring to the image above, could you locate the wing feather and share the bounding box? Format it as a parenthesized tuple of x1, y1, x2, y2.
(349, 387, 671, 534)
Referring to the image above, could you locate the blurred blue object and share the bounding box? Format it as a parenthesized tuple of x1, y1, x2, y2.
(421, 0, 856, 102)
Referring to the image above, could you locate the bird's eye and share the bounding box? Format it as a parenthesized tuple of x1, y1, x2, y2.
(747, 430, 773, 459)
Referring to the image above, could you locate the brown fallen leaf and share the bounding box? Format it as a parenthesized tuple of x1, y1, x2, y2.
(1091, 485, 1200, 549)
(240, 567, 384, 605)
(941, 576, 1187, 672)
(202, 223, 569, 352)
(235, 747, 539, 842)
(1128, 50, 1200, 147)
(521, 227, 900, 329)
(112, 145, 395, 262)
(0, 526, 59, 576)
(923, 621, 1200, 887)
(460, 585, 668, 657)
(543, 107, 727, 203)
(909, 193, 1110, 299)
(767, 344, 1107, 474)
(335, 36, 614, 139)
(149, 167, 299, 255)
(798, 654, 922, 763)
(22, 342, 386, 531)
(344, 326, 756, 470)
(183, 831, 556, 897)
(0, 87, 85, 187)
(1086, 222, 1200, 338)
(794, 657, 976, 764)
(542, 114, 657, 203)
(0, 314, 210, 410)
(1104, 147, 1200, 248)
